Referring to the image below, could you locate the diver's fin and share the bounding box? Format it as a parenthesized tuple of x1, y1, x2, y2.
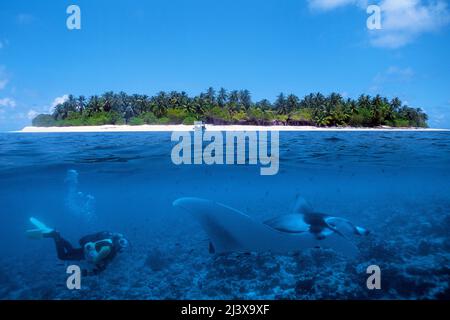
(291, 195, 314, 215)
(26, 217, 54, 239)
(173, 197, 359, 258)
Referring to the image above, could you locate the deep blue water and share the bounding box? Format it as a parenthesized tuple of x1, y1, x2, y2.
(1, 131, 449, 300)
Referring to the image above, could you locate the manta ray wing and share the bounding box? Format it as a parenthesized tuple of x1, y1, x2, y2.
(264, 214, 310, 233)
(173, 197, 359, 258)
(292, 196, 314, 215)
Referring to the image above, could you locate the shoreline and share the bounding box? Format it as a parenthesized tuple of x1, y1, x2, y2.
(15, 125, 449, 133)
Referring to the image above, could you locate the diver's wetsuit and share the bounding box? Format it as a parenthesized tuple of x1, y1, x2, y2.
(49, 231, 118, 276)
(52, 233, 84, 260)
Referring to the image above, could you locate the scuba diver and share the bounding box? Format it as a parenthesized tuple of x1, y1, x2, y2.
(26, 217, 129, 276)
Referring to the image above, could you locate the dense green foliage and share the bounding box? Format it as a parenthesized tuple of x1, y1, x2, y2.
(32, 89, 428, 128)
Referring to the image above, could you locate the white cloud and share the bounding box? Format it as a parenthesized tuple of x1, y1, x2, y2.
(369, 66, 415, 94)
(0, 98, 16, 108)
(309, 0, 368, 10)
(425, 104, 450, 128)
(27, 109, 39, 120)
(49, 94, 69, 113)
(309, 0, 356, 10)
(372, 0, 450, 48)
(375, 66, 415, 82)
(309, 0, 450, 48)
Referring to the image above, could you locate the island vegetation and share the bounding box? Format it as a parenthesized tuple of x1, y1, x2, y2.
(32, 88, 428, 128)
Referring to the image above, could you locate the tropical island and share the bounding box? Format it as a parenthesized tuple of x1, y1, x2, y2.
(31, 88, 429, 129)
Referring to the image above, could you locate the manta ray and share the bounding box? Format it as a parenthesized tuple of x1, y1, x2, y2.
(173, 196, 370, 258)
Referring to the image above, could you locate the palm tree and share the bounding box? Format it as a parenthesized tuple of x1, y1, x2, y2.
(141, 95, 151, 113)
(153, 104, 167, 118)
(124, 105, 135, 123)
(217, 88, 228, 107)
(357, 94, 371, 110)
(52, 103, 64, 120)
(228, 90, 240, 112)
(168, 91, 180, 108)
(86, 95, 100, 114)
(313, 93, 325, 109)
(102, 91, 115, 112)
(239, 90, 252, 110)
(371, 95, 384, 126)
(347, 99, 357, 115)
(153, 91, 168, 115)
(390, 97, 402, 112)
(66, 94, 77, 110)
(286, 94, 300, 114)
(328, 92, 343, 109)
(206, 87, 216, 105)
(52, 94, 77, 119)
(191, 97, 204, 115)
(117, 91, 129, 112)
(300, 93, 313, 109)
(34, 89, 429, 128)
(77, 95, 86, 114)
(179, 91, 190, 106)
(314, 109, 332, 127)
(256, 99, 272, 111)
(275, 93, 287, 114)
(330, 105, 349, 126)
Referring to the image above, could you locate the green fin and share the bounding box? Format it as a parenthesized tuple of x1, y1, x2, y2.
(26, 217, 53, 239)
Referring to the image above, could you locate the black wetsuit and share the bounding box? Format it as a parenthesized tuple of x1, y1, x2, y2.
(50, 231, 118, 276)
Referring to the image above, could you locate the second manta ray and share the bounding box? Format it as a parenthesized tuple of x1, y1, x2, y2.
(173, 197, 370, 258)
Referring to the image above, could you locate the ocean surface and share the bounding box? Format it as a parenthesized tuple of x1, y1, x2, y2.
(0, 131, 449, 300)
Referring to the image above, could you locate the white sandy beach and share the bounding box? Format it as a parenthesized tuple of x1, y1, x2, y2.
(16, 124, 448, 133)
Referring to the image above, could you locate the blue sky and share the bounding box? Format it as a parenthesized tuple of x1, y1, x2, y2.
(0, 0, 449, 130)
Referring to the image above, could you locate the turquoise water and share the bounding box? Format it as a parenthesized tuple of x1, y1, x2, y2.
(0, 131, 449, 299)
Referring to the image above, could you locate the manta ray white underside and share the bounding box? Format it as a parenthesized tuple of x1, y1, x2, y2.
(173, 197, 359, 258)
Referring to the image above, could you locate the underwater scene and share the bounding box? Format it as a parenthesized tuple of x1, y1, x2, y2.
(0, 131, 449, 300)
